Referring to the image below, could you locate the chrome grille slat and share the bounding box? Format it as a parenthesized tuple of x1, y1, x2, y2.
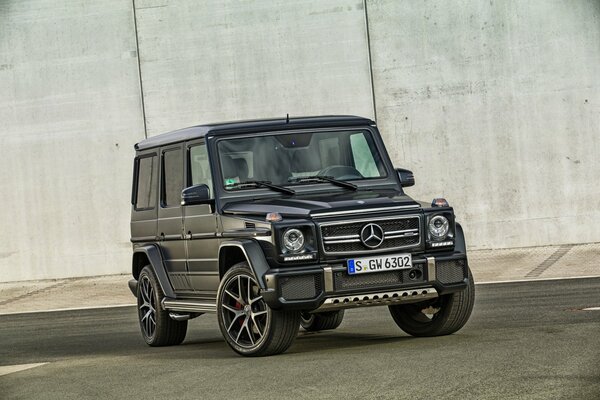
(320, 215, 422, 255)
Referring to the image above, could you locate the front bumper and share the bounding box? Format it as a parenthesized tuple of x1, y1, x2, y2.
(261, 251, 470, 311)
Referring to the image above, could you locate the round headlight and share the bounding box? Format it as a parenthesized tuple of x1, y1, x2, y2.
(428, 215, 449, 239)
(283, 228, 305, 252)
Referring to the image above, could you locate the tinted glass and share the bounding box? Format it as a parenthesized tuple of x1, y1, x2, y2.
(217, 131, 386, 189)
(350, 133, 380, 177)
(189, 144, 213, 197)
(162, 148, 184, 207)
(135, 156, 157, 210)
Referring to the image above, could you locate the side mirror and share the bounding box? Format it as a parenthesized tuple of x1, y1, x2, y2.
(396, 168, 415, 188)
(181, 184, 211, 206)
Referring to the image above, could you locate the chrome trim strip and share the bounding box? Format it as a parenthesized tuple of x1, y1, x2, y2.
(314, 287, 438, 312)
(427, 257, 436, 282)
(324, 234, 360, 240)
(385, 232, 419, 239)
(323, 238, 361, 244)
(311, 205, 420, 218)
(323, 267, 334, 293)
(162, 299, 216, 313)
(385, 228, 418, 235)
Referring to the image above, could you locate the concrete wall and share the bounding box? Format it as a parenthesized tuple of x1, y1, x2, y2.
(1, 0, 598, 281)
(0, 0, 144, 281)
(134, 0, 373, 135)
(367, 0, 600, 249)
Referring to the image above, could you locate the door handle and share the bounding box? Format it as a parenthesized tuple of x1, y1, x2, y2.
(183, 231, 192, 240)
(157, 232, 165, 241)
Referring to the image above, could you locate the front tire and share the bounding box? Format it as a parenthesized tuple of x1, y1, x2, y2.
(217, 262, 300, 356)
(137, 266, 187, 346)
(389, 268, 475, 337)
(300, 310, 345, 332)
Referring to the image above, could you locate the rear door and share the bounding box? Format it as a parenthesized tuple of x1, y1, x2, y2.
(157, 145, 192, 294)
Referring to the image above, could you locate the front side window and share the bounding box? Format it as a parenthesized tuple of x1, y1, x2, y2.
(217, 130, 387, 189)
(162, 148, 183, 207)
(135, 155, 157, 210)
(189, 144, 213, 198)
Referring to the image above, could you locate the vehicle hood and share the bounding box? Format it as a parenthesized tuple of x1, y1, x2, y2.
(221, 190, 421, 219)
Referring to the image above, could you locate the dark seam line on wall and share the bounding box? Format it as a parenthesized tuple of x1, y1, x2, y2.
(132, 0, 148, 139)
(525, 244, 573, 278)
(363, 0, 377, 123)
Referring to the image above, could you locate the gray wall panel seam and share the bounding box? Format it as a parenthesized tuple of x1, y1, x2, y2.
(363, 0, 377, 123)
(132, 0, 148, 139)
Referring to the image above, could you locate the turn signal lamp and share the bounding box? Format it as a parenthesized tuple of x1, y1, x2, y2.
(266, 212, 282, 222)
(431, 198, 449, 207)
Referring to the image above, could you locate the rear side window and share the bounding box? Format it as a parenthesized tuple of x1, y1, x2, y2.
(162, 148, 184, 207)
(135, 155, 157, 210)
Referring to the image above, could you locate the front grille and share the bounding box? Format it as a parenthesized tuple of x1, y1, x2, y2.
(436, 259, 466, 284)
(280, 274, 321, 300)
(320, 215, 421, 255)
(334, 263, 425, 292)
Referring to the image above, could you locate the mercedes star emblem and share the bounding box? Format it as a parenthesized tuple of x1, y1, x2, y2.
(360, 223, 385, 248)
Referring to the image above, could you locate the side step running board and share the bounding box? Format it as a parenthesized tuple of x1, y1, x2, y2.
(314, 287, 438, 312)
(162, 298, 217, 314)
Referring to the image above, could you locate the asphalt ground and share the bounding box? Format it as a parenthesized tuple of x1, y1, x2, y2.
(1, 278, 599, 400)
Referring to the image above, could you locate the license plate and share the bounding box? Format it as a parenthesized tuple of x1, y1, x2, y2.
(347, 254, 412, 275)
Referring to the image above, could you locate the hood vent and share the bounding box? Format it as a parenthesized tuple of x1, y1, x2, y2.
(245, 222, 256, 229)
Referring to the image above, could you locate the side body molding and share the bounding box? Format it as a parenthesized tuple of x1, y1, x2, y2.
(133, 244, 176, 298)
(219, 239, 270, 289)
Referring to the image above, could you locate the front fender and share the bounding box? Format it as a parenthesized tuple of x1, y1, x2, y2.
(219, 239, 270, 289)
(455, 222, 467, 254)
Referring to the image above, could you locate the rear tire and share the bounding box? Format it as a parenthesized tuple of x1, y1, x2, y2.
(300, 310, 345, 332)
(137, 266, 187, 346)
(217, 262, 300, 356)
(389, 268, 475, 337)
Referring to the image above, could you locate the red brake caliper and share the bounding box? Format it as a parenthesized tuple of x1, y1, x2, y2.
(235, 301, 244, 326)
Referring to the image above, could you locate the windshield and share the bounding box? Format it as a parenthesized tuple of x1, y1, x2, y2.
(217, 130, 387, 189)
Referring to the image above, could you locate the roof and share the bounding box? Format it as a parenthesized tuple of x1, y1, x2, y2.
(134, 115, 375, 150)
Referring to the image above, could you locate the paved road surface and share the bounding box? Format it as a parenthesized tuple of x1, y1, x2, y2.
(1, 278, 599, 400)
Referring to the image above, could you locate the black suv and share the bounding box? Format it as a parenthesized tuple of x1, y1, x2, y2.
(128, 116, 474, 356)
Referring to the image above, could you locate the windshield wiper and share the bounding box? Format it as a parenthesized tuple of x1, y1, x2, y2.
(226, 180, 296, 195)
(288, 175, 357, 191)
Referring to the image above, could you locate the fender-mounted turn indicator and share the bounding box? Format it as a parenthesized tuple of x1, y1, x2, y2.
(432, 198, 449, 207)
(266, 212, 283, 222)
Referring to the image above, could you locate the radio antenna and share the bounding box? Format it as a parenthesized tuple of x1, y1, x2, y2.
(286, 113, 289, 124)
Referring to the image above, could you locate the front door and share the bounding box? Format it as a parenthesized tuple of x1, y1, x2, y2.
(183, 140, 220, 298)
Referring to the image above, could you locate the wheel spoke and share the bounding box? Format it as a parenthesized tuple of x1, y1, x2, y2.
(235, 319, 245, 343)
(141, 309, 152, 322)
(251, 314, 264, 338)
(246, 276, 252, 305)
(226, 312, 244, 333)
(237, 276, 243, 304)
(245, 321, 255, 345)
(222, 304, 240, 314)
(224, 289, 241, 304)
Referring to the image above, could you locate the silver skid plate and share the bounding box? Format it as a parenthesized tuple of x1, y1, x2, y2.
(314, 287, 438, 312)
